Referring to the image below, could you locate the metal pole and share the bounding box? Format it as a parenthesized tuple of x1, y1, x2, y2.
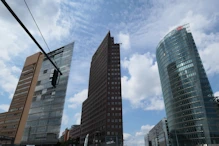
(1, 0, 62, 75)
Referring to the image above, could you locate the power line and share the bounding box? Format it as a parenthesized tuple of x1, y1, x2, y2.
(24, 0, 58, 66)
(23, 0, 51, 53)
(1, 0, 62, 75)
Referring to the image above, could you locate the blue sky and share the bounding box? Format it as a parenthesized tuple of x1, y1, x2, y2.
(0, 0, 219, 145)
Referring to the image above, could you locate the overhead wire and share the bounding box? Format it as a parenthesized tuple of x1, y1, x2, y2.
(23, 0, 58, 66)
(24, 0, 51, 53)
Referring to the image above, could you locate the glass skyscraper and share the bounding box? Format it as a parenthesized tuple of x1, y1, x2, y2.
(156, 25, 219, 145)
(21, 43, 74, 145)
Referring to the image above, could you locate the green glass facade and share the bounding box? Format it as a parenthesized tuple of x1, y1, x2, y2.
(156, 25, 219, 145)
(21, 43, 74, 145)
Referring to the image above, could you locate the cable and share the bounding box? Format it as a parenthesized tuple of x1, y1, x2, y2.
(1, 0, 62, 74)
(24, 0, 51, 53)
(24, 0, 58, 66)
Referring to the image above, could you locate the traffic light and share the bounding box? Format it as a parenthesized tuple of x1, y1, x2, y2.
(51, 69, 59, 87)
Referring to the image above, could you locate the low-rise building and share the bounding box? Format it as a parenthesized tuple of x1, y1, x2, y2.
(69, 125, 80, 140)
(145, 118, 170, 146)
(60, 128, 70, 142)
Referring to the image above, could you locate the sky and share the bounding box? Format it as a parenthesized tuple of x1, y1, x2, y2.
(0, 0, 219, 145)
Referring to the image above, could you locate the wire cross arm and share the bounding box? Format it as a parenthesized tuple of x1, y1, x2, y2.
(1, 0, 62, 75)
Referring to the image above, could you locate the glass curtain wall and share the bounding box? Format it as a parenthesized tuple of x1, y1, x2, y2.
(21, 43, 74, 144)
(156, 25, 219, 145)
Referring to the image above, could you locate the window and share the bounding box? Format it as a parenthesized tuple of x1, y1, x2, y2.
(38, 126, 46, 132)
(39, 120, 47, 126)
(43, 70, 48, 74)
(37, 81, 41, 85)
(51, 91, 56, 95)
(42, 89, 47, 94)
(32, 97, 37, 101)
(36, 95, 41, 101)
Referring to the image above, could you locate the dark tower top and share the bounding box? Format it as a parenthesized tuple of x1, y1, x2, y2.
(81, 32, 123, 145)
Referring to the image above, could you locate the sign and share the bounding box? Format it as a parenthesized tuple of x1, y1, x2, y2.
(177, 26, 183, 31)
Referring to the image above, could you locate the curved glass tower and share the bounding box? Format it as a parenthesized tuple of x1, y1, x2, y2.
(156, 25, 219, 145)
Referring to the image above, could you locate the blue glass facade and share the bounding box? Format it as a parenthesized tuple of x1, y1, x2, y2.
(156, 25, 219, 145)
(21, 43, 74, 144)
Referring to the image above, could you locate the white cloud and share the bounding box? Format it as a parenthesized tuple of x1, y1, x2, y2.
(67, 60, 90, 93)
(0, 0, 71, 62)
(0, 0, 219, 143)
(68, 89, 88, 109)
(135, 125, 154, 136)
(0, 0, 75, 99)
(118, 32, 131, 50)
(122, 53, 163, 110)
(0, 104, 9, 112)
(123, 132, 143, 146)
(61, 113, 69, 125)
(11, 66, 21, 73)
(143, 97, 165, 111)
(114, 1, 219, 77)
(199, 43, 219, 75)
(74, 112, 81, 125)
(60, 111, 70, 137)
(214, 91, 219, 97)
(123, 133, 132, 141)
(9, 93, 14, 99)
(118, 0, 219, 111)
(9, 0, 71, 41)
(124, 124, 154, 146)
(0, 60, 19, 95)
(0, 19, 30, 61)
